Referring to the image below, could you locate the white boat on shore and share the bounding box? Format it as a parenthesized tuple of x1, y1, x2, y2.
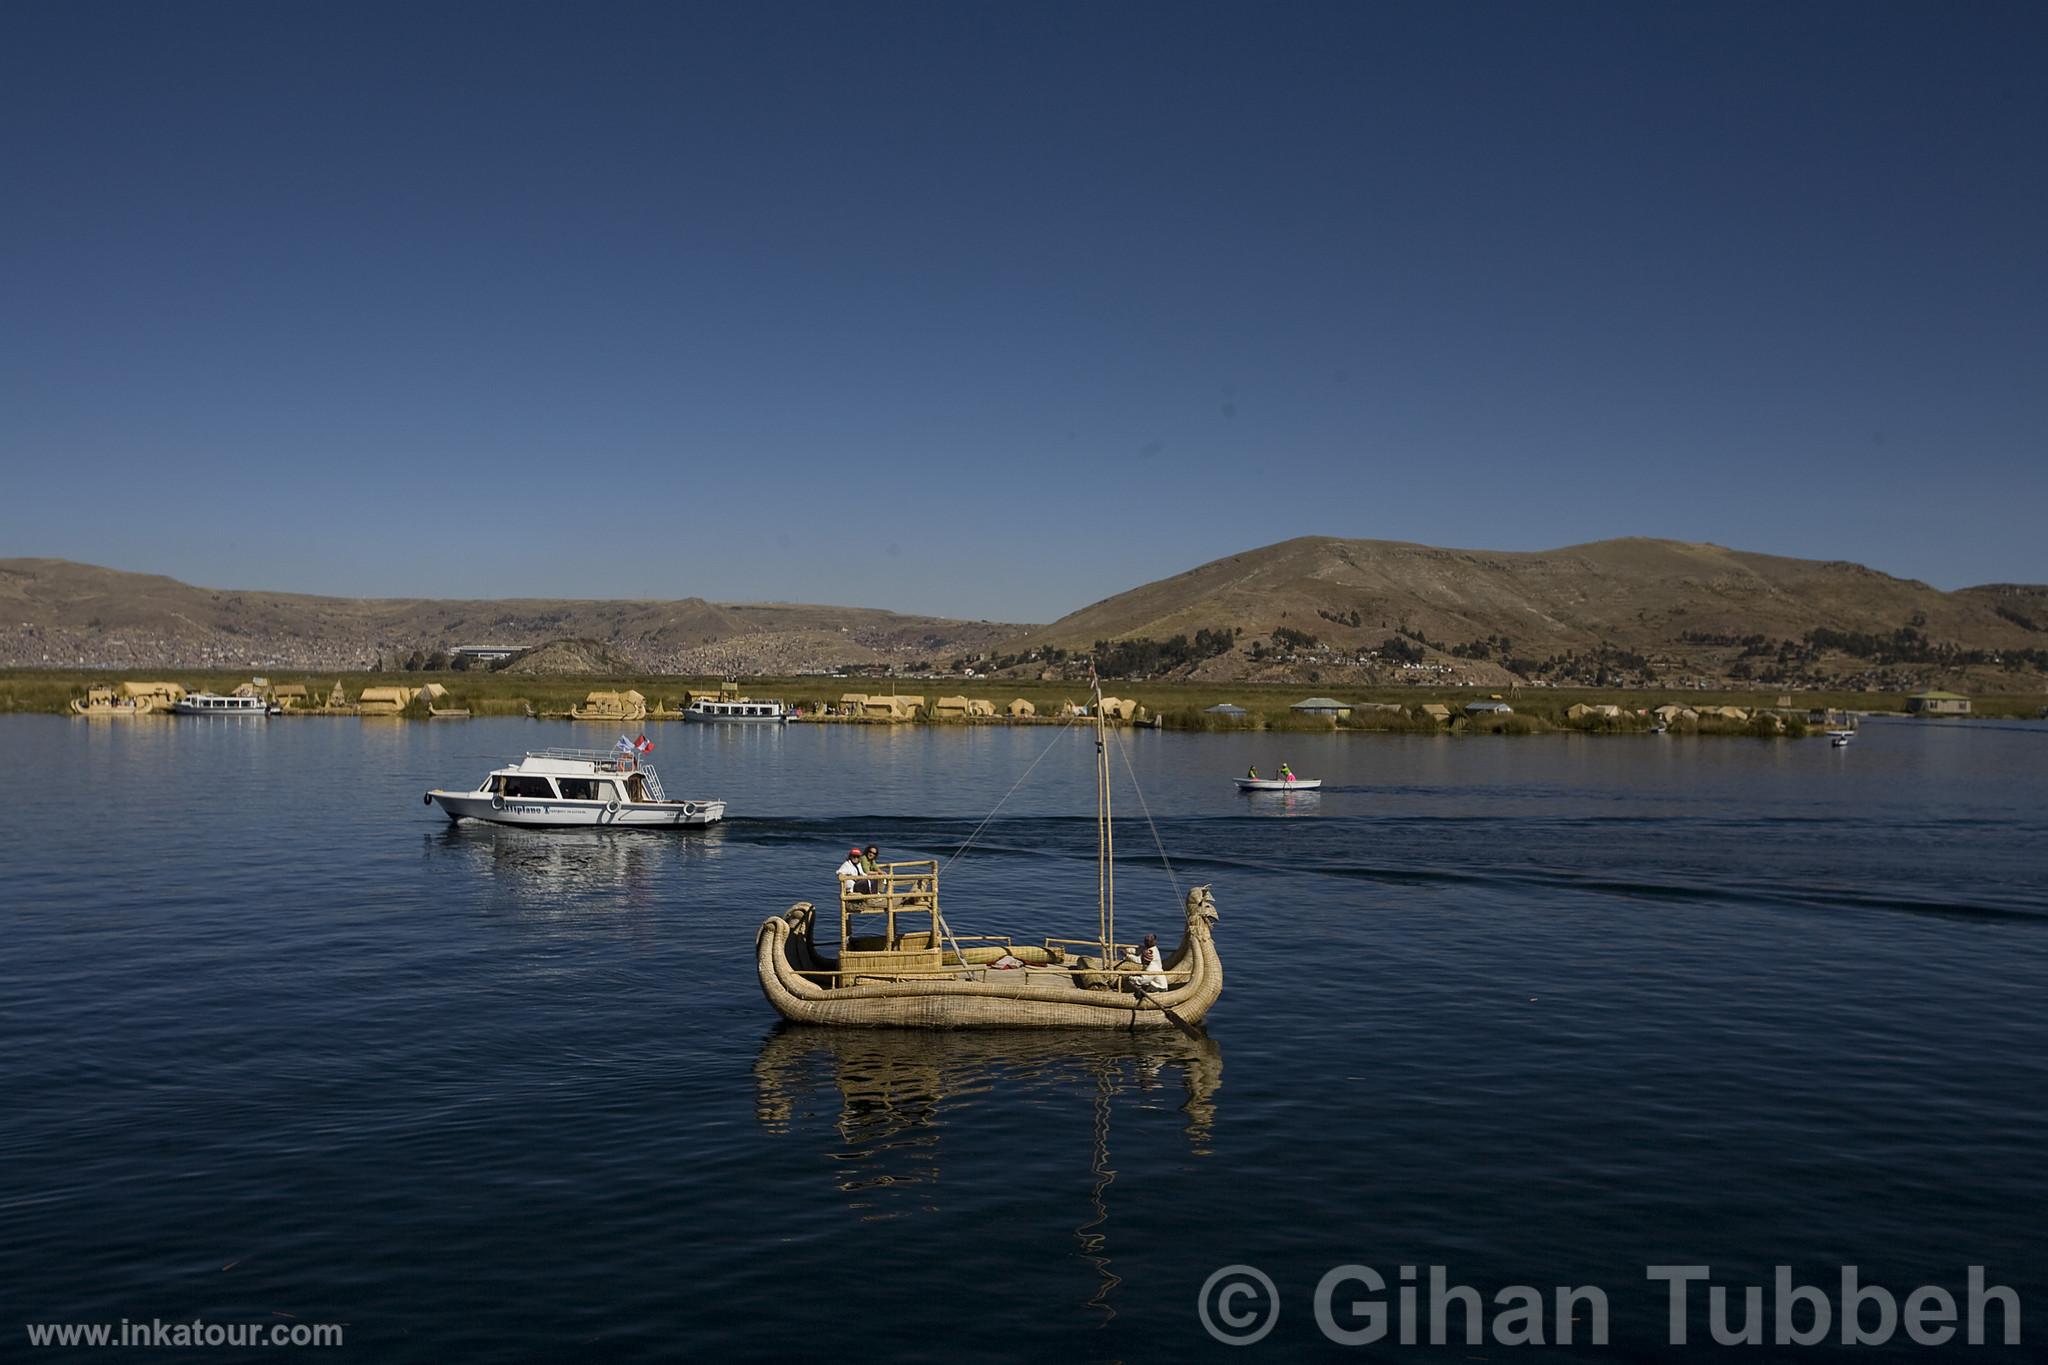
(424, 748, 726, 828)
(172, 693, 273, 716)
(1235, 777, 1321, 791)
(683, 697, 791, 723)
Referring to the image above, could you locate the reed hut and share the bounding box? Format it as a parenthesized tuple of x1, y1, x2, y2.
(863, 695, 922, 721)
(1005, 698, 1036, 718)
(1417, 703, 1452, 724)
(121, 681, 187, 708)
(1098, 696, 1139, 722)
(932, 695, 973, 718)
(966, 699, 996, 717)
(271, 684, 310, 710)
(571, 689, 647, 721)
(326, 681, 350, 709)
(356, 686, 416, 715)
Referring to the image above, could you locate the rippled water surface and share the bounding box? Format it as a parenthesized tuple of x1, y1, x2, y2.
(4, 715, 2045, 1360)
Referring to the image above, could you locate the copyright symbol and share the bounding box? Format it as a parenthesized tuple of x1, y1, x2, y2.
(1198, 1263, 1279, 1345)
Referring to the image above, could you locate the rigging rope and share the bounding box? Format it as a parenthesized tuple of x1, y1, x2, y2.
(1110, 722, 1184, 909)
(941, 711, 1078, 873)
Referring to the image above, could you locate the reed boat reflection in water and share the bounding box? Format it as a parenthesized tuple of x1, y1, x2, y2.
(753, 1026, 1221, 1321)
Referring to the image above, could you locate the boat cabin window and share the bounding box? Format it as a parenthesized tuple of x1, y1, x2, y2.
(501, 775, 557, 799)
(558, 778, 597, 800)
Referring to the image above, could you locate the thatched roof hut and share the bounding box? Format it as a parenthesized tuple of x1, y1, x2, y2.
(1006, 698, 1036, 718)
(1417, 703, 1452, 723)
(357, 686, 416, 714)
(572, 689, 647, 720)
(966, 699, 996, 717)
(1098, 696, 1139, 721)
(933, 695, 972, 717)
(120, 681, 186, 706)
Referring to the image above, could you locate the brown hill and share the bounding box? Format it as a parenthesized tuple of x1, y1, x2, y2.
(1011, 537, 2048, 689)
(498, 638, 637, 675)
(0, 559, 1024, 673)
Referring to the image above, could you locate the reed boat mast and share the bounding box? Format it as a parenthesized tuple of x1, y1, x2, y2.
(1094, 675, 1114, 964)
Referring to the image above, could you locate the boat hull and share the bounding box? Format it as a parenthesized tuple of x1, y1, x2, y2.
(756, 888, 1222, 1030)
(1235, 778, 1320, 791)
(682, 711, 790, 723)
(427, 791, 725, 827)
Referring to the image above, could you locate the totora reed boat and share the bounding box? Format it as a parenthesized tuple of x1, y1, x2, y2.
(756, 682, 1222, 1030)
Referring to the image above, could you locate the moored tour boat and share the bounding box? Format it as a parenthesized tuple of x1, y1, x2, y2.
(683, 697, 791, 723)
(425, 747, 725, 828)
(756, 682, 1222, 1030)
(171, 692, 271, 716)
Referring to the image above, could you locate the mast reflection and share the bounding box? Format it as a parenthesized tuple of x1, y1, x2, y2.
(753, 1026, 1221, 1320)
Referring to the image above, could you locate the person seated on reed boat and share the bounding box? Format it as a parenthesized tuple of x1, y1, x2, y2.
(836, 848, 865, 896)
(1123, 933, 1168, 992)
(859, 845, 882, 892)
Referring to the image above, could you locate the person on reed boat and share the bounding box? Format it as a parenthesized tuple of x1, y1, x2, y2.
(1124, 933, 1168, 992)
(836, 848, 865, 895)
(859, 845, 882, 892)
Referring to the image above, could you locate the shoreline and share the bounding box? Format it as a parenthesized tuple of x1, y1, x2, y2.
(10, 669, 2042, 734)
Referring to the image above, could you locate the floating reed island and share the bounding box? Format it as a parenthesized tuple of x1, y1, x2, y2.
(11, 670, 2039, 733)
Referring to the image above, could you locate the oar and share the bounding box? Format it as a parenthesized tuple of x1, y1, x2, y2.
(1128, 979, 1205, 1039)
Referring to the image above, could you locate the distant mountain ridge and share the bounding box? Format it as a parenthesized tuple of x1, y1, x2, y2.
(1007, 537, 2048, 689)
(4, 540, 2044, 688)
(0, 558, 1023, 673)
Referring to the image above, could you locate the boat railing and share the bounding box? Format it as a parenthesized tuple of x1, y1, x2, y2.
(527, 746, 644, 772)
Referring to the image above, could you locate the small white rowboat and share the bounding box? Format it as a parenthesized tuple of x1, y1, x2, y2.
(1235, 777, 1321, 791)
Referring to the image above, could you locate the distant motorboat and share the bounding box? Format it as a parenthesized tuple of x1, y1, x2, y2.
(1829, 730, 1854, 748)
(425, 748, 725, 828)
(1235, 776, 1321, 791)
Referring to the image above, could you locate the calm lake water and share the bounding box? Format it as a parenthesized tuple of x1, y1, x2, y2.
(4, 715, 2044, 1361)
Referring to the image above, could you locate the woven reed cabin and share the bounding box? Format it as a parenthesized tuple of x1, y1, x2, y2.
(356, 686, 416, 715)
(571, 689, 647, 722)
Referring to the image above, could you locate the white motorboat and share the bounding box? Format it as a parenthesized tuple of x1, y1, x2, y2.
(682, 697, 791, 723)
(1829, 730, 1854, 748)
(172, 693, 271, 716)
(1235, 776, 1322, 791)
(425, 748, 726, 828)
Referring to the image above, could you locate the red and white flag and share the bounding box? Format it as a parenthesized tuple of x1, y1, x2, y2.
(634, 734, 654, 753)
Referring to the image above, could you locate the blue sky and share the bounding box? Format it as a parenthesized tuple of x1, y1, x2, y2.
(3, 2, 2043, 621)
